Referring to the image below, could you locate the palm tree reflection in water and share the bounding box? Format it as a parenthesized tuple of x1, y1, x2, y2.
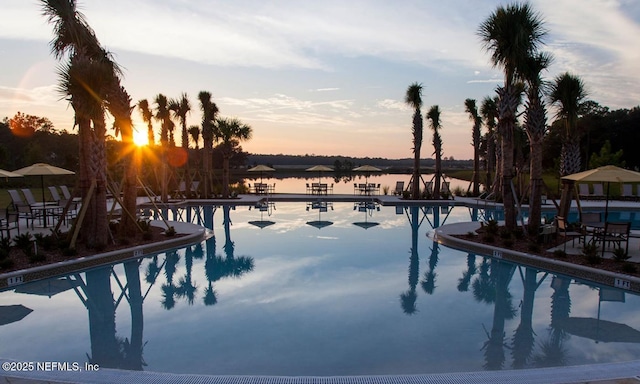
(511, 267, 547, 369)
(204, 205, 254, 306)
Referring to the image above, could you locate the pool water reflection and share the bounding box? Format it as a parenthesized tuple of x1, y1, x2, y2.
(1, 203, 640, 376)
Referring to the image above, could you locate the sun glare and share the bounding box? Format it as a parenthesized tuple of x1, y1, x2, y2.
(133, 128, 148, 147)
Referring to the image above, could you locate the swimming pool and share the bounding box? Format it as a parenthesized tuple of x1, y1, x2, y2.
(1, 202, 640, 376)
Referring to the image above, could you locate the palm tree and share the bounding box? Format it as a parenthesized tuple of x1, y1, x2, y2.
(169, 93, 192, 196)
(198, 91, 219, 197)
(188, 125, 200, 149)
(426, 105, 443, 200)
(137, 99, 155, 146)
(215, 117, 252, 198)
(549, 72, 587, 176)
(465, 99, 482, 196)
(405, 83, 424, 199)
(481, 96, 499, 194)
(42, 0, 118, 247)
(522, 52, 552, 236)
(168, 93, 191, 150)
(108, 84, 138, 235)
(478, 2, 547, 230)
(154, 94, 171, 201)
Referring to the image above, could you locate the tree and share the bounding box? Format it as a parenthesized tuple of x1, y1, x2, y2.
(522, 52, 552, 236)
(465, 99, 482, 196)
(215, 117, 252, 198)
(481, 96, 499, 194)
(188, 125, 200, 149)
(426, 105, 443, 199)
(405, 82, 424, 200)
(154, 94, 172, 201)
(589, 140, 624, 168)
(8, 112, 54, 137)
(198, 91, 219, 197)
(169, 93, 192, 196)
(549, 72, 587, 176)
(42, 0, 120, 247)
(478, 2, 547, 230)
(137, 99, 154, 146)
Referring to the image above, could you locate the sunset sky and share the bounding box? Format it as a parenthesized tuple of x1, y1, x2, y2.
(1, 0, 639, 160)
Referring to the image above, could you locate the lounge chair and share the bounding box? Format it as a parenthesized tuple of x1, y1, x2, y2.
(592, 183, 605, 199)
(60, 185, 82, 204)
(393, 181, 404, 196)
(49, 186, 77, 220)
(22, 188, 64, 226)
(440, 181, 451, 199)
(622, 184, 635, 200)
(8, 189, 41, 229)
(578, 183, 591, 199)
(425, 181, 434, 198)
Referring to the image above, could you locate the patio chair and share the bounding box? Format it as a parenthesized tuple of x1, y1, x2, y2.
(393, 181, 404, 196)
(22, 188, 64, 226)
(60, 185, 82, 204)
(8, 189, 40, 229)
(425, 181, 434, 198)
(578, 184, 591, 199)
(594, 222, 631, 255)
(592, 183, 605, 199)
(0, 208, 19, 239)
(441, 182, 452, 199)
(580, 212, 602, 244)
(556, 216, 582, 252)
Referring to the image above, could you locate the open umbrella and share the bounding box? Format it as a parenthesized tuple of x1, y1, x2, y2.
(14, 278, 80, 298)
(306, 165, 333, 184)
(353, 165, 381, 185)
(306, 201, 333, 230)
(248, 164, 275, 183)
(248, 201, 276, 229)
(0, 169, 23, 178)
(13, 163, 75, 226)
(353, 201, 379, 230)
(562, 165, 640, 256)
(0, 305, 33, 326)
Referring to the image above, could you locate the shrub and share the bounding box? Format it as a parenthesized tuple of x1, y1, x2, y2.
(482, 234, 495, 243)
(553, 249, 567, 258)
(382, 185, 390, 195)
(62, 247, 77, 257)
(582, 243, 601, 265)
(621, 263, 637, 274)
(142, 231, 153, 241)
(499, 229, 512, 240)
(0, 258, 14, 270)
(502, 239, 513, 248)
(528, 242, 541, 253)
(613, 247, 630, 262)
(0, 237, 11, 252)
(485, 219, 499, 235)
(402, 190, 411, 200)
(13, 233, 34, 257)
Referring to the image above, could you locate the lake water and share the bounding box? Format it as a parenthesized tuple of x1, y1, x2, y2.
(1, 202, 640, 376)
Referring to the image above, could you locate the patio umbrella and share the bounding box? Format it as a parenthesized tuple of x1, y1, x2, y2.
(13, 163, 75, 225)
(14, 278, 80, 298)
(353, 165, 381, 185)
(0, 169, 23, 178)
(0, 304, 33, 326)
(352, 201, 379, 230)
(555, 317, 640, 343)
(249, 201, 275, 229)
(248, 164, 275, 183)
(562, 165, 640, 256)
(306, 165, 333, 184)
(306, 201, 333, 230)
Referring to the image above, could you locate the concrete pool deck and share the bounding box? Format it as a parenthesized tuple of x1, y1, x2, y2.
(2, 194, 640, 383)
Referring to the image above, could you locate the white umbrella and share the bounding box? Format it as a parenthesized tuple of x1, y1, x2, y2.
(0, 169, 23, 178)
(248, 165, 275, 183)
(353, 165, 381, 185)
(306, 165, 333, 184)
(14, 163, 75, 226)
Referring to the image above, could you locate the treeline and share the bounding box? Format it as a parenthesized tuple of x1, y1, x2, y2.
(246, 154, 474, 170)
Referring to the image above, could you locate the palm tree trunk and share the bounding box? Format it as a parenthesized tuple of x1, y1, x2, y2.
(497, 85, 518, 230)
(222, 154, 230, 198)
(528, 140, 543, 236)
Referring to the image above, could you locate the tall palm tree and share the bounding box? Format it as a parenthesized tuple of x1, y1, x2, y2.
(481, 96, 499, 194)
(108, 84, 138, 235)
(549, 72, 587, 176)
(465, 99, 482, 196)
(522, 52, 552, 236)
(168, 93, 191, 150)
(426, 105, 443, 200)
(198, 91, 219, 197)
(478, 2, 547, 230)
(405, 83, 424, 200)
(137, 99, 154, 146)
(169, 93, 192, 196)
(215, 117, 252, 198)
(154, 94, 171, 201)
(42, 0, 119, 247)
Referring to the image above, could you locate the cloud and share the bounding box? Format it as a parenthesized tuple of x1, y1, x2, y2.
(377, 99, 408, 111)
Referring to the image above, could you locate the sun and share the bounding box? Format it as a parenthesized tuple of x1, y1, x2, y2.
(133, 127, 148, 146)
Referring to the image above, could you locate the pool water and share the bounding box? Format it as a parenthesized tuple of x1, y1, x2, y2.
(1, 202, 640, 376)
